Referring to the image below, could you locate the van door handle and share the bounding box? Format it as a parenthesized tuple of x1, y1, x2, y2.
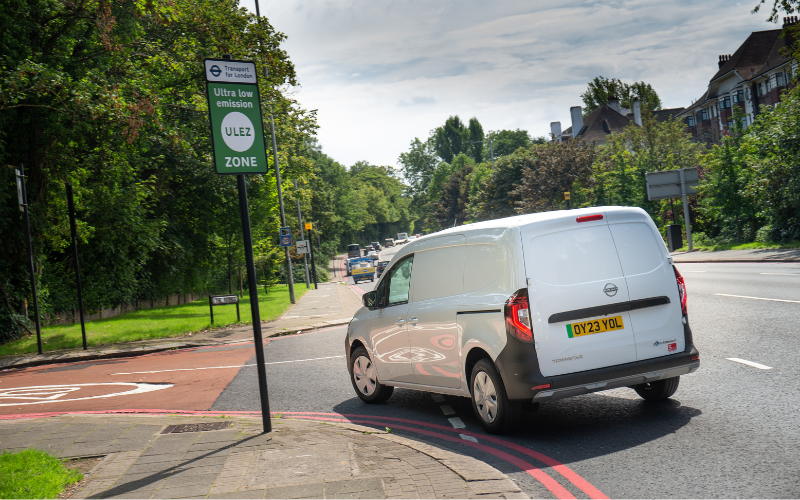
(396, 318, 406, 324)
(408, 317, 419, 324)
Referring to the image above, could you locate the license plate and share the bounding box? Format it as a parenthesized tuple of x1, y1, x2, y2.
(567, 315, 624, 338)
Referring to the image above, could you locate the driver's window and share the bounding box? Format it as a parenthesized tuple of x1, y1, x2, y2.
(387, 255, 413, 306)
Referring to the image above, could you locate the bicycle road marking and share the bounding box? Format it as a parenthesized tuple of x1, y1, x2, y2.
(0, 383, 172, 406)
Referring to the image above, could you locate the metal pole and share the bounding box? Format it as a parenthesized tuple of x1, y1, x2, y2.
(236, 174, 271, 433)
(308, 227, 318, 289)
(269, 115, 295, 304)
(65, 183, 87, 350)
(18, 165, 42, 354)
(679, 168, 693, 251)
(294, 179, 311, 288)
(489, 140, 495, 171)
(209, 296, 214, 324)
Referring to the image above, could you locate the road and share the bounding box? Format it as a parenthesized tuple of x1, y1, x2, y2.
(2, 261, 800, 498)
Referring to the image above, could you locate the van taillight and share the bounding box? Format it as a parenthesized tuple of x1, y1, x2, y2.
(673, 265, 687, 316)
(576, 214, 603, 223)
(505, 288, 533, 342)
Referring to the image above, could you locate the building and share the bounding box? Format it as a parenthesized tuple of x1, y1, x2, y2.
(677, 17, 799, 143)
(550, 97, 685, 144)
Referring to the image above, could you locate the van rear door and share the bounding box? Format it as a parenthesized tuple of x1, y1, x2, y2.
(521, 213, 638, 377)
(606, 210, 684, 360)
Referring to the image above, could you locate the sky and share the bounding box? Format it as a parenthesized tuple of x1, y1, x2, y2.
(239, 0, 779, 169)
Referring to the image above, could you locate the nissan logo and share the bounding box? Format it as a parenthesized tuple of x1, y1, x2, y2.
(603, 283, 618, 297)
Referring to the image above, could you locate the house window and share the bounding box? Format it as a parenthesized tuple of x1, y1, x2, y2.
(758, 82, 764, 95)
(737, 90, 744, 103)
(687, 116, 695, 126)
(777, 72, 784, 86)
(700, 109, 708, 121)
(721, 97, 731, 109)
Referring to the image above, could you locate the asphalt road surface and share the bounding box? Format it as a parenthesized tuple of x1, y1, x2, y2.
(3, 261, 800, 498)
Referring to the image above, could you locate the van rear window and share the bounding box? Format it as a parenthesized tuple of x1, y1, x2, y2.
(527, 226, 623, 286)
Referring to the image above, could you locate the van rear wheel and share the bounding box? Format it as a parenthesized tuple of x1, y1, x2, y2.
(470, 359, 522, 434)
(350, 347, 393, 403)
(633, 376, 680, 401)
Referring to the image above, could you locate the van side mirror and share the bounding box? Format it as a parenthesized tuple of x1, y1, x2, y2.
(363, 290, 379, 309)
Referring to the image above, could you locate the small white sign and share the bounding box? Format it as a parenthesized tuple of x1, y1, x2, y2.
(211, 295, 239, 305)
(15, 169, 24, 211)
(204, 59, 258, 84)
(296, 239, 310, 254)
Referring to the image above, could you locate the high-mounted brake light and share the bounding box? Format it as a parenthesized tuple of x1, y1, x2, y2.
(576, 214, 603, 223)
(673, 265, 688, 316)
(505, 288, 534, 342)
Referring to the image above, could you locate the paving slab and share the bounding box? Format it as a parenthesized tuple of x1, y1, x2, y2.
(0, 413, 526, 499)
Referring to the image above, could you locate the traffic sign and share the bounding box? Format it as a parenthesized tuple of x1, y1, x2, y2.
(305, 222, 312, 231)
(204, 58, 268, 175)
(280, 227, 292, 247)
(296, 239, 309, 254)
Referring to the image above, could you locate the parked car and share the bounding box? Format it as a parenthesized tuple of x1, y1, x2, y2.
(384, 238, 395, 247)
(345, 207, 699, 433)
(347, 244, 361, 259)
(370, 241, 382, 251)
(376, 260, 390, 277)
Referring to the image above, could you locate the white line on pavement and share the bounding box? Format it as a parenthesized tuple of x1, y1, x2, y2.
(714, 293, 800, 304)
(448, 417, 466, 429)
(440, 405, 455, 416)
(431, 394, 445, 403)
(726, 358, 773, 370)
(112, 355, 346, 375)
(760, 273, 800, 276)
(459, 434, 478, 443)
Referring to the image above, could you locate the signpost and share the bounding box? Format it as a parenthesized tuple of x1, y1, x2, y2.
(306, 223, 318, 289)
(65, 183, 87, 350)
(204, 56, 272, 433)
(279, 227, 291, 247)
(16, 165, 42, 354)
(296, 240, 309, 254)
(645, 167, 699, 251)
(209, 294, 241, 324)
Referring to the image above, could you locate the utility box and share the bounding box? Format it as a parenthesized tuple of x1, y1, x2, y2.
(667, 224, 683, 252)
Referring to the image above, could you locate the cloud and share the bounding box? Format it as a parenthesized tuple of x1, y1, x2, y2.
(242, 0, 777, 167)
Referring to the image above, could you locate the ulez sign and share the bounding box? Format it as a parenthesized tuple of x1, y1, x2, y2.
(204, 59, 268, 175)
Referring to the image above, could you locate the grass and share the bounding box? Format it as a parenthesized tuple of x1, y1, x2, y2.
(0, 449, 83, 499)
(675, 240, 800, 252)
(0, 284, 308, 356)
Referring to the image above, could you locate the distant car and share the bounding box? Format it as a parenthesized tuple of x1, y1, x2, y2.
(368, 250, 379, 261)
(370, 241, 382, 251)
(396, 232, 409, 244)
(347, 244, 361, 259)
(376, 260, 390, 277)
(414, 234, 422, 238)
(363, 245, 374, 256)
(385, 238, 395, 247)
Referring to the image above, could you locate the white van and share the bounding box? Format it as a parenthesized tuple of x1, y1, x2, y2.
(345, 207, 699, 433)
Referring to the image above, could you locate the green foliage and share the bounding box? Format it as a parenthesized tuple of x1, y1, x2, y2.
(431, 154, 476, 228)
(484, 129, 533, 159)
(0, 449, 82, 499)
(398, 136, 438, 195)
(581, 76, 662, 115)
(434, 115, 469, 163)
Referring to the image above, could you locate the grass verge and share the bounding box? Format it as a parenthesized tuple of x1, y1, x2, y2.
(675, 241, 800, 252)
(0, 284, 308, 356)
(0, 449, 83, 499)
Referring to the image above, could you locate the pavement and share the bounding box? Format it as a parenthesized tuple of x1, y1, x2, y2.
(0, 413, 525, 499)
(0, 257, 362, 372)
(671, 247, 800, 262)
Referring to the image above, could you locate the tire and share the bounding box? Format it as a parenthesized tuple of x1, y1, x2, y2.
(350, 347, 393, 403)
(469, 359, 522, 434)
(633, 376, 680, 401)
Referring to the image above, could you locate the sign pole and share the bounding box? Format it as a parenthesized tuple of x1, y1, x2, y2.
(294, 179, 311, 288)
(65, 183, 87, 350)
(679, 168, 693, 251)
(237, 174, 271, 433)
(307, 225, 318, 289)
(269, 114, 295, 304)
(18, 165, 42, 354)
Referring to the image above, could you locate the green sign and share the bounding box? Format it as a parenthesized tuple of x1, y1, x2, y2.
(204, 59, 268, 175)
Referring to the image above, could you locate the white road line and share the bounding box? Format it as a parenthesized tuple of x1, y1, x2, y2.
(459, 434, 478, 443)
(760, 273, 800, 276)
(431, 394, 445, 403)
(727, 358, 773, 370)
(440, 405, 455, 416)
(714, 293, 800, 304)
(112, 355, 346, 375)
(448, 417, 466, 429)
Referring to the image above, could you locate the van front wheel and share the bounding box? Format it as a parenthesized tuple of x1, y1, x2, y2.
(350, 347, 393, 403)
(470, 359, 521, 434)
(633, 376, 680, 401)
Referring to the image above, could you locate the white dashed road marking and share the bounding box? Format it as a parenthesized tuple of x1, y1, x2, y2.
(727, 358, 773, 370)
(715, 293, 800, 304)
(760, 273, 799, 276)
(440, 405, 455, 416)
(448, 417, 466, 429)
(459, 434, 478, 443)
(431, 394, 445, 403)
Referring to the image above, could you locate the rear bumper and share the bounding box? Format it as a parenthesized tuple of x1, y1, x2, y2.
(495, 321, 700, 402)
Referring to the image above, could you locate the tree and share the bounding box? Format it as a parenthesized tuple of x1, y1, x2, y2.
(580, 76, 662, 115)
(467, 117, 484, 164)
(471, 147, 538, 220)
(484, 129, 532, 159)
(434, 116, 468, 163)
(431, 154, 474, 228)
(398, 136, 438, 195)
